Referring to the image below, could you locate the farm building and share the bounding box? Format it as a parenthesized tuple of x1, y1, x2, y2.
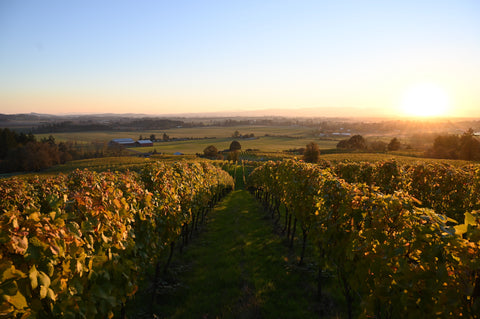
(136, 140, 153, 147)
(109, 138, 136, 147)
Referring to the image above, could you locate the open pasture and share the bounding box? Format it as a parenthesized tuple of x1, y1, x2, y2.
(36, 125, 314, 142)
(161, 125, 313, 138)
(36, 125, 340, 154)
(135, 136, 339, 154)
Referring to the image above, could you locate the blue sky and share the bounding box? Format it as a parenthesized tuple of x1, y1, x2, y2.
(1, 0, 479, 116)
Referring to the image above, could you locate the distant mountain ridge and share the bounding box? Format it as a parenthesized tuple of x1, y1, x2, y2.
(149, 106, 394, 119)
(2, 105, 478, 120)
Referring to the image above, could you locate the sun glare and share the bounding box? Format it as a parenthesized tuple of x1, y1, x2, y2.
(399, 83, 451, 117)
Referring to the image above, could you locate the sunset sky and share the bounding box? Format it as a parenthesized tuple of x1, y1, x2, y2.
(1, 1, 479, 117)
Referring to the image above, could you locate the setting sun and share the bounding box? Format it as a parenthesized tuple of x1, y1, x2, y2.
(399, 83, 451, 117)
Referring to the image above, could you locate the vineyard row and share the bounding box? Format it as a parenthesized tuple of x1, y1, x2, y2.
(0, 162, 234, 318)
(248, 160, 480, 318)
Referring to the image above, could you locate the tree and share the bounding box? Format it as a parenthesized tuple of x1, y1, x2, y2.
(58, 142, 73, 163)
(459, 129, 480, 160)
(303, 142, 320, 163)
(163, 133, 169, 141)
(337, 135, 367, 150)
(0, 128, 19, 158)
(388, 138, 401, 151)
(18, 132, 35, 145)
(150, 134, 156, 142)
(233, 130, 241, 138)
(348, 135, 367, 150)
(431, 134, 460, 159)
(428, 129, 480, 160)
(230, 140, 241, 151)
(39, 135, 56, 146)
(203, 145, 219, 158)
(336, 139, 349, 149)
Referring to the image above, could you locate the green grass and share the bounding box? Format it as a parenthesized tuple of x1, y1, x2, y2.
(36, 126, 340, 154)
(131, 190, 325, 318)
(35, 125, 475, 164)
(148, 125, 313, 139)
(35, 125, 312, 143)
(132, 136, 338, 154)
(320, 152, 474, 166)
(36, 131, 149, 143)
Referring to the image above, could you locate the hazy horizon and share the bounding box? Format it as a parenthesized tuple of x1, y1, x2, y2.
(1, 1, 479, 118)
(3, 107, 480, 122)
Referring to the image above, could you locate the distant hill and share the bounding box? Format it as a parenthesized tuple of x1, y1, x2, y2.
(151, 106, 393, 119)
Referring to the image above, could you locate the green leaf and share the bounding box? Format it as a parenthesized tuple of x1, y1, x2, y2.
(39, 285, 47, 299)
(67, 221, 82, 238)
(28, 212, 40, 221)
(454, 224, 468, 236)
(92, 285, 109, 299)
(0, 278, 18, 296)
(47, 287, 56, 301)
(6, 290, 28, 309)
(1, 263, 26, 282)
(37, 271, 50, 288)
(46, 262, 54, 277)
(446, 216, 458, 224)
(465, 212, 476, 226)
(76, 260, 83, 274)
(29, 265, 38, 290)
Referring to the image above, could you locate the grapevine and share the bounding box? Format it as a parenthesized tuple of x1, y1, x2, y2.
(0, 162, 233, 318)
(248, 160, 480, 318)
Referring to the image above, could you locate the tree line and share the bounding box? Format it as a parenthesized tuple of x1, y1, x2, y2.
(427, 128, 480, 160)
(0, 129, 126, 173)
(304, 129, 480, 162)
(33, 118, 186, 134)
(334, 130, 480, 161)
(336, 135, 401, 152)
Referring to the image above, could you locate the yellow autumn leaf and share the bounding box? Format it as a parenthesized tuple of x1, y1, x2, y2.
(29, 265, 38, 290)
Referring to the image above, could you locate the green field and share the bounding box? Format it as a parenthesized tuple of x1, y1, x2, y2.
(162, 125, 313, 138)
(36, 131, 146, 143)
(36, 125, 340, 154)
(14, 124, 477, 178)
(36, 125, 314, 142)
(134, 136, 338, 154)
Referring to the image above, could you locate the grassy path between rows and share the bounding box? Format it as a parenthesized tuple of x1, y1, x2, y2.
(137, 189, 324, 318)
